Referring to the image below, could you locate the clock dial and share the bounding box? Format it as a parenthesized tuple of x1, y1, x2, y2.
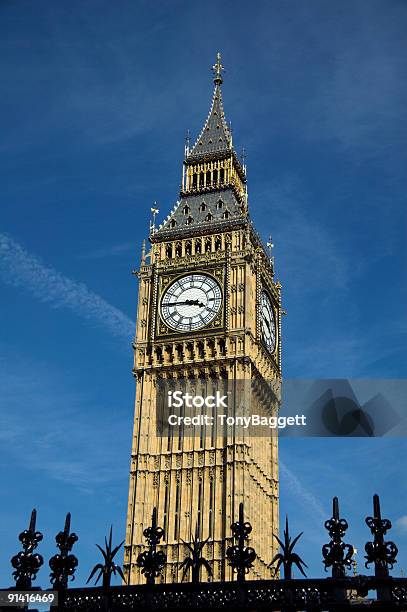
(160, 273, 222, 332)
(260, 291, 276, 353)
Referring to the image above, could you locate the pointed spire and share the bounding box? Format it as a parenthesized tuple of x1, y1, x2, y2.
(189, 52, 232, 157)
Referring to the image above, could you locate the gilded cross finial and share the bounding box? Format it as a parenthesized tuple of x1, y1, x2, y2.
(212, 52, 224, 85)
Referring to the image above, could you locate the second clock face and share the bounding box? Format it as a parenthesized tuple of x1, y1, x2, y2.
(260, 291, 276, 353)
(160, 273, 222, 332)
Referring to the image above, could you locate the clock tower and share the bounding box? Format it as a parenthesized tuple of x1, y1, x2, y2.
(124, 54, 281, 583)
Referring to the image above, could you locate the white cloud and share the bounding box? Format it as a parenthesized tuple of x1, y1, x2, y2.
(0, 233, 134, 342)
(396, 516, 407, 535)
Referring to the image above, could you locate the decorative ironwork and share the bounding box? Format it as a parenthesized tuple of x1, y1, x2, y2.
(270, 516, 307, 579)
(226, 503, 256, 582)
(1, 495, 407, 609)
(49, 512, 78, 589)
(322, 496, 354, 577)
(137, 507, 167, 584)
(53, 576, 407, 611)
(10, 508, 43, 589)
(86, 526, 125, 588)
(179, 523, 212, 583)
(365, 493, 398, 575)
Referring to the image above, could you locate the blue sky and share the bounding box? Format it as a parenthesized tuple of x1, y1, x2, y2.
(0, 0, 406, 586)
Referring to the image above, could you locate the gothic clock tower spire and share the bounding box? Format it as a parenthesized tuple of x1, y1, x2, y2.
(124, 54, 281, 584)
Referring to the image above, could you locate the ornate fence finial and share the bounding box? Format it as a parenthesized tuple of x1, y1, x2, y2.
(49, 513, 78, 589)
(270, 516, 307, 580)
(226, 502, 256, 583)
(365, 494, 398, 576)
(86, 526, 125, 589)
(137, 507, 167, 584)
(11, 509, 44, 589)
(179, 521, 212, 583)
(322, 496, 354, 577)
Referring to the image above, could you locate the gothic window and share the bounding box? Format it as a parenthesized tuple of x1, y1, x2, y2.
(175, 242, 182, 257)
(215, 236, 222, 251)
(176, 343, 183, 360)
(200, 171, 204, 187)
(217, 199, 223, 209)
(163, 482, 170, 535)
(220, 168, 225, 183)
(155, 347, 163, 364)
(185, 241, 192, 255)
(222, 210, 230, 219)
(183, 204, 190, 215)
(205, 212, 213, 222)
(197, 481, 203, 527)
(170, 219, 177, 228)
(186, 216, 193, 225)
(166, 244, 173, 258)
(208, 480, 214, 536)
(205, 237, 212, 253)
(206, 170, 211, 185)
(192, 173, 197, 189)
(213, 169, 218, 184)
(197, 341, 204, 359)
(174, 481, 181, 540)
(199, 202, 206, 212)
(195, 238, 202, 254)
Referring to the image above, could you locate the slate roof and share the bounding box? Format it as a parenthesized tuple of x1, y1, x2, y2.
(188, 83, 232, 157)
(156, 189, 243, 235)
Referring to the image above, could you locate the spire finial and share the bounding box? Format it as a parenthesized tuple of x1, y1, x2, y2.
(212, 52, 224, 85)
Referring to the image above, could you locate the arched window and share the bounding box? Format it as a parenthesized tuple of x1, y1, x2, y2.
(199, 202, 206, 212)
(215, 236, 222, 251)
(213, 169, 218, 185)
(195, 239, 202, 254)
(166, 244, 173, 258)
(175, 242, 182, 257)
(170, 219, 177, 228)
(186, 216, 193, 225)
(222, 210, 230, 219)
(183, 204, 190, 215)
(185, 240, 192, 255)
(217, 199, 223, 210)
(205, 212, 213, 222)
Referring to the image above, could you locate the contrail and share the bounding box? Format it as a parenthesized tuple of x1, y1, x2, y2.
(0, 233, 134, 342)
(280, 459, 327, 523)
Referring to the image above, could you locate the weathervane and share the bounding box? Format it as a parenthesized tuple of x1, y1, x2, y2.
(212, 52, 224, 85)
(150, 204, 159, 235)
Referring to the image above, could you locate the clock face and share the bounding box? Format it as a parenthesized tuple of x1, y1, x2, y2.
(160, 273, 222, 332)
(260, 291, 276, 353)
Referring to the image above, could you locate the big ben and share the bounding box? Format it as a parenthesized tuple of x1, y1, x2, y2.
(124, 54, 281, 584)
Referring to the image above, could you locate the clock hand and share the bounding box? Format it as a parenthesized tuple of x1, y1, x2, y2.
(170, 299, 206, 307)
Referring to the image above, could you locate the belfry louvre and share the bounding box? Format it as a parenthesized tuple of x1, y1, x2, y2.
(124, 54, 281, 584)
